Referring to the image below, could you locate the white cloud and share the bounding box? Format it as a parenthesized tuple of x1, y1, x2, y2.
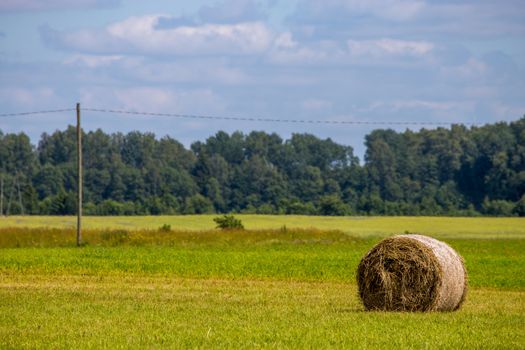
(269, 44, 341, 64)
(43, 15, 274, 56)
(347, 38, 433, 56)
(390, 100, 457, 112)
(64, 54, 124, 68)
(274, 32, 297, 49)
(269, 35, 433, 64)
(269, 36, 344, 64)
(42, 13, 436, 66)
(439, 58, 487, 81)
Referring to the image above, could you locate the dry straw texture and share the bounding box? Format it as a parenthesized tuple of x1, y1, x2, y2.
(357, 234, 467, 312)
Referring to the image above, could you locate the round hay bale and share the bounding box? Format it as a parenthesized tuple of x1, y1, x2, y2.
(357, 234, 467, 312)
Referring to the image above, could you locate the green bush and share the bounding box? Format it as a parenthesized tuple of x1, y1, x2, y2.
(213, 215, 244, 230)
(159, 224, 172, 232)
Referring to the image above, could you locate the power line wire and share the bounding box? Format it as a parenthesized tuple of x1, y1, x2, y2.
(82, 107, 475, 126)
(0, 106, 479, 126)
(0, 108, 75, 118)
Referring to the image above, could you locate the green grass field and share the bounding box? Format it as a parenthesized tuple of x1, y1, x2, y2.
(1, 216, 524, 349)
(2, 215, 524, 238)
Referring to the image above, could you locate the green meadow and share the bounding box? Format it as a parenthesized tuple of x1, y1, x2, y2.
(0, 216, 524, 349)
(1, 214, 524, 238)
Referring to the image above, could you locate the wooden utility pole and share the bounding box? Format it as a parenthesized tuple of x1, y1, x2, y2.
(0, 175, 3, 216)
(6, 177, 14, 216)
(76, 103, 83, 246)
(16, 174, 24, 215)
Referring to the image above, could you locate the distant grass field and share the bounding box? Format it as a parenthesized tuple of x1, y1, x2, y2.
(0, 216, 524, 349)
(1, 215, 524, 239)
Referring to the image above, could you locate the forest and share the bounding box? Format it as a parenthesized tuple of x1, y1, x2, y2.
(0, 117, 524, 216)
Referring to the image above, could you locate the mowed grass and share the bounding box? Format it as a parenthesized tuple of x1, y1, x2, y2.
(0, 216, 524, 349)
(2, 276, 523, 349)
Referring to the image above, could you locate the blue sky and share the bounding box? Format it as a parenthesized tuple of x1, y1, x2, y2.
(1, 0, 524, 160)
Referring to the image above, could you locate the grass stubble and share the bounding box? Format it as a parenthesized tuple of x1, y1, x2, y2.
(0, 216, 524, 349)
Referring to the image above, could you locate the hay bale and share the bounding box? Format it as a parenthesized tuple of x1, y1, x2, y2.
(357, 234, 467, 312)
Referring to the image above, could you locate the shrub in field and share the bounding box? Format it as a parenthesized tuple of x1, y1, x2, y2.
(214, 215, 244, 230)
(159, 224, 172, 232)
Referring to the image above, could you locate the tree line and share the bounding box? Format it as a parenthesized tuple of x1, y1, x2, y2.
(0, 117, 524, 216)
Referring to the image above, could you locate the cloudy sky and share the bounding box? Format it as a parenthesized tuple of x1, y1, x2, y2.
(1, 0, 524, 159)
